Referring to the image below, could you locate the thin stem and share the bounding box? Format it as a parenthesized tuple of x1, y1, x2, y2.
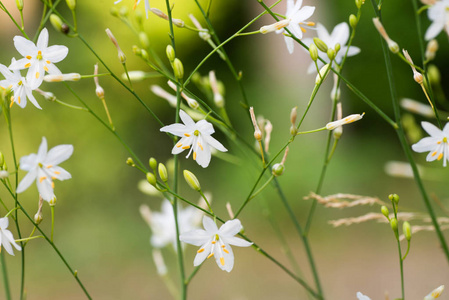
(0, 2, 29, 38)
(0, 250, 11, 300)
(51, 206, 55, 242)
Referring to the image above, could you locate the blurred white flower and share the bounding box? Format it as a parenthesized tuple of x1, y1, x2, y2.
(160, 109, 227, 168)
(0, 59, 41, 109)
(356, 292, 371, 300)
(114, 0, 150, 18)
(180, 216, 252, 272)
(412, 122, 449, 167)
(424, 285, 444, 299)
(9, 28, 68, 87)
(303, 22, 360, 73)
(0, 217, 22, 256)
(424, 0, 449, 40)
(17, 137, 73, 202)
(140, 199, 203, 250)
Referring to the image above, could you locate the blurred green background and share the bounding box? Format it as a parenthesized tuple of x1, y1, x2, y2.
(0, 0, 449, 299)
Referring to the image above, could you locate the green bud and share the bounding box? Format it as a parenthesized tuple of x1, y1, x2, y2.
(309, 44, 318, 61)
(183, 170, 201, 192)
(381, 206, 390, 219)
(349, 14, 358, 28)
(389, 194, 399, 205)
(290, 125, 298, 136)
(135, 10, 143, 26)
(126, 157, 135, 166)
(315, 64, 330, 85)
(66, 0, 76, 10)
(146, 172, 157, 186)
(149, 158, 157, 171)
(191, 73, 201, 85)
(110, 7, 119, 17)
(0, 152, 4, 167)
(388, 41, 399, 54)
(173, 58, 184, 80)
(390, 218, 398, 232)
(355, 0, 363, 8)
(15, 0, 23, 10)
(313, 37, 328, 53)
(141, 49, 149, 61)
(158, 163, 168, 182)
(50, 14, 64, 33)
(334, 43, 341, 54)
(272, 163, 284, 176)
(133, 45, 142, 56)
(119, 6, 129, 17)
(327, 48, 336, 61)
(49, 196, 57, 207)
(139, 32, 150, 49)
(403, 221, 411, 241)
(166, 45, 175, 62)
(427, 64, 441, 84)
(34, 212, 43, 224)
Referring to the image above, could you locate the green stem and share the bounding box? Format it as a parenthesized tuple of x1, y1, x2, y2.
(396, 237, 405, 299)
(51, 206, 55, 242)
(0, 2, 29, 38)
(0, 250, 11, 300)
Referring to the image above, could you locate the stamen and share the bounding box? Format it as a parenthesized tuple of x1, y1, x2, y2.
(35, 72, 40, 79)
(133, 0, 138, 9)
(437, 141, 442, 144)
(197, 248, 205, 253)
(223, 248, 229, 254)
(24, 63, 31, 68)
(193, 152, 197, 160)
(300, 27, 306, 33)
(54, 171, 60, 175)
(51, 176, 56, 180)
(432, 151, 438, 157)
(51, 182, 55, 189)
(184, 133, 191, 137)
(26, 56, 32, 59)
(176, 143, 182, 148)
(44, 66, 49, 72)
(39, 176, 47, 183)
(306, 21, 315, 26)
(9, 97, 14, 108)
(207, 253, 214, 259)
(198, 142, 203, 151)
(18, 96, 20, 104)
(46, 165, 53, 168)
(182, 145, 190, 149)
(438, 153, 443, 160)
(46, 60, 51, 64)
(211, 241, 216, 244)
(220, 257, 225, 266)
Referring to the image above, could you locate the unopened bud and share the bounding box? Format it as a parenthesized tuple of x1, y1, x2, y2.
(119, 6, 129, 17)
(122, 70, 147, 81)
(146, 172, 157, 186)
(126, 157, 135, 166)
(389, 193, 399, 204)
(158, 163, 168, 182)
(250, 107, 262, 141)
(105, 28, 126, 63)
(313, 37, 328, 53)
(427, 64, 441, 84)
(135, 10, 143, 26)
(326, 113, 364, 130)
(290, 107, 297, 126)
(327, 48, 336, 61)
(390, 218, 398, 232)
(355, 0, 364, 8)
(149, 158, 158, 171)
(425, 39, 438, 61)
(334, 43, 341, 54)
(43, 73, 81, 82)
(50, 14, 64, 33)
(0, 170, 8, 179)
(34, 196, 44, 224)
(36, 89, 56, 101)
(0, 153, 4, 166)
(173, 58, 184, 80)
(110, 7, 119, 17)
(315, 64, 331, 85)
(183, 170, 201, 192)
(49, 196, 57, 206)
(140, 49, 149, 61)
(15, 0, 23, 10)
(309, 44, 318, 61)
(166, 45, 175, 62)
(424, 285, 445, 300)
(151, 8, 184, 28)
(272, 163, 284, 176)
(381, 205, 390, 219)
(349, 14, 358, 28)
(403, 221, 411, 241)
(34, 212, 43, 224)
(94, 64, 104, 99)
(333, 126, 343, 139)
(372, 18, 399, 54)
(66, 0, 76, 10)
(139, 32, 150, 49)
(133, 45, 142, 56)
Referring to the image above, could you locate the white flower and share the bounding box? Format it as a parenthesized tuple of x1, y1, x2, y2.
(260, 0, 315, 54)
(180, 216, 253, 272)
(9, 28, 68, 87)
(0, 59, 41, 109)
(412, 122, 449, 167)
(356, 292, 371, 300)
(0, 217, 22, 256)
(140, 199, 203, 250)
(303, 22, 360, 73)
(325, 113, 364, 130)
(114, 0, 150, 18)
(17, 137, 73, 202)
(424, 285, 444, 299)
(160, 109, 227, 168)
(424, 0, 449, 40)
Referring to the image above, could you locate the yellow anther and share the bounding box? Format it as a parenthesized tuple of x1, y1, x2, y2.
(306, 21, 315, 26)
(220, 257, 225, 266)
(197, 248, 204, 253)
(438, 141, 442, 144)
(9, 97, 14, 108)
(35, 72, 40, 79)
(438, 153, 443, 160)
(184, 133, 191, 137)
(198, 142, 203, 151)
(301, 27, 307, 33)
(176, 143, 182, 148)
(133, 0, 138, 9)
(44, 66, 49, 72)
(182, 145, 190, 149)
(193, 152, 197, 160)
(432, 151, 438, 157)
(51, 182, 55, 189)
(211, 241, 216, 244)
(207, 253, 214, 259)
(26, 55, 32, 59)
(39, 176, 47, 183)
(223, 248, 229, 254)
(54, 171, 60, 175)
(24, 63, 31, 68)
(51, 176, 56, 180)
(18, 96, 20, 104)
(46, 60, 51, 64)
(46, 165, 53, 168)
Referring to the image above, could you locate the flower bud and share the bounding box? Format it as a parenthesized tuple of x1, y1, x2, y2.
(149, 158, 158, 171)
(272, 163, 284, 176)
(389, 193, 399, 204)
(135, 10, 143, 26)
(403, 221, 411, 241)
(355, 0, 364, 8)
(16, 0, 23, 10)
(424, 285, 444, 300)
(250, 107, 262, 141)
(34, 196, 44, 224)
(119, 6, 129, 17)
(105, 28, 126, 63)
(333, 126, 343, 139)
(0, 170, 9, 179)
(349, 14, 358, 28)
(49, 195, 57, 206)
(139, 32, 150, 49)
(326, 113, 364, 130)
(140, 49, 149, 61)
(66, 0, 76, 10)
(183, 170, 201, 192)
(390, 218, 398, 232)
(313, 37, 328, 53)
(166, 45, 175, 63)
(334, 43, 341, 54)
(126, 157, 135, 166)
(425, 39, 438, 62)
(381, 206, 390, 219)
(0, 152, 4, 167)
(372, 18, 399, 54)
(315, 64, 331, 85)
(110, 7, 119, 17)
(146, 172, 157, 186)
(44, 73, 81, 82)
(427, 64, 441, 84)
(50, 14, 64, 33)
(132, 45, 142, 56)
(158, 163, 168, 182)
(173, 58, 184, 80)
(327, 48, 336, 61)
(309, 44, 318, 61)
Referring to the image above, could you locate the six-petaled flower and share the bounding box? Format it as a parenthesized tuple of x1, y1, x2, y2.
(0, 217, 22, 256)
(412, 122, 449, 167)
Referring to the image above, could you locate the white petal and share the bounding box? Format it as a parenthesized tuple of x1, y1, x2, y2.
(219, 219, 243, 237)
(50, 166, 71, 180)
(196, 120, 215, 135)
(293, 6, 315, 23)
(422, 121, 443, 137)
(44, 45, 68, 63)
(16, 169, 37, 193)
(203, 135, 227, 152)
(25, 88, 42, 109)
(426, 150, 440, 162)
(37, 28, 49, 50)
(442, 122, 449, 135)
(316, 23, 331, 44)
(179, 109, 195, 127)
(193, 240, 213, 266)
(19, 153, 37, 171)
(45, 63, 62, 75)
(37, 137, 48, 160)
(13, 36, 37, 58)
(179, 229, 210, 246)
(329, 22, 349, 47)
(222, 236, 253, 247)
(412, 137, 439, 152)
(2, 230, 21, 251)
(214, 241, 234, 272)
(284, 36, 295, 54)
(36, 171, 55, 201)
(160, 124, 187, 137)
(8, 58, 29, 71)
(45, 144, 73, 166)
(202, 216, 218, 233)
(1, 232, 14, 256)
(425, 19, 445, 40)
(0, 217, 9, 230)
(356, 292, 371, 300)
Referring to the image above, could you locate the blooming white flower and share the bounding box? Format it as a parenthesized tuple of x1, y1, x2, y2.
(9, 28, 68, 87)
(0, 59, 41, 109)
(114, 0, 150, 18)
(356, 292, 371, 300)
(424, 285, 444, 299)
(303, 22, 360, 73)
(180, 216, 252, 272)
(17, 137, 73, 202)
(0, 217, 22, 256)
(412, 122, 449, 167)
(424, 0, 449, 40)
(259, 0, 315, 54)
(160, 109, 227, 168)
(140, 199, 203, 250)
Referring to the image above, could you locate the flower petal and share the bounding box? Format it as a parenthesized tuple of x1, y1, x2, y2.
(16, 168, 37, 193)
(203, 135, 227, 152)
(422, 121, 443, 137)
(45, 144, 74, 166)
(13, 36, 37, 58)
(37, 28, 49, 50)
(179, 229, 210, 246)
(222, 236, 253, 247)
(179, 109, 195, 127)
(51, 166, 72, 180)
(160, 124, 187, 137)
(193, 240, 213, 266)
(329, 22, 349, 48)
(412, 137, 439, 152)
(202, 216, 218, 234)
(44, 45, 69, 63)
(0, 217, 9, 230)
(219, 219, 243, 237)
